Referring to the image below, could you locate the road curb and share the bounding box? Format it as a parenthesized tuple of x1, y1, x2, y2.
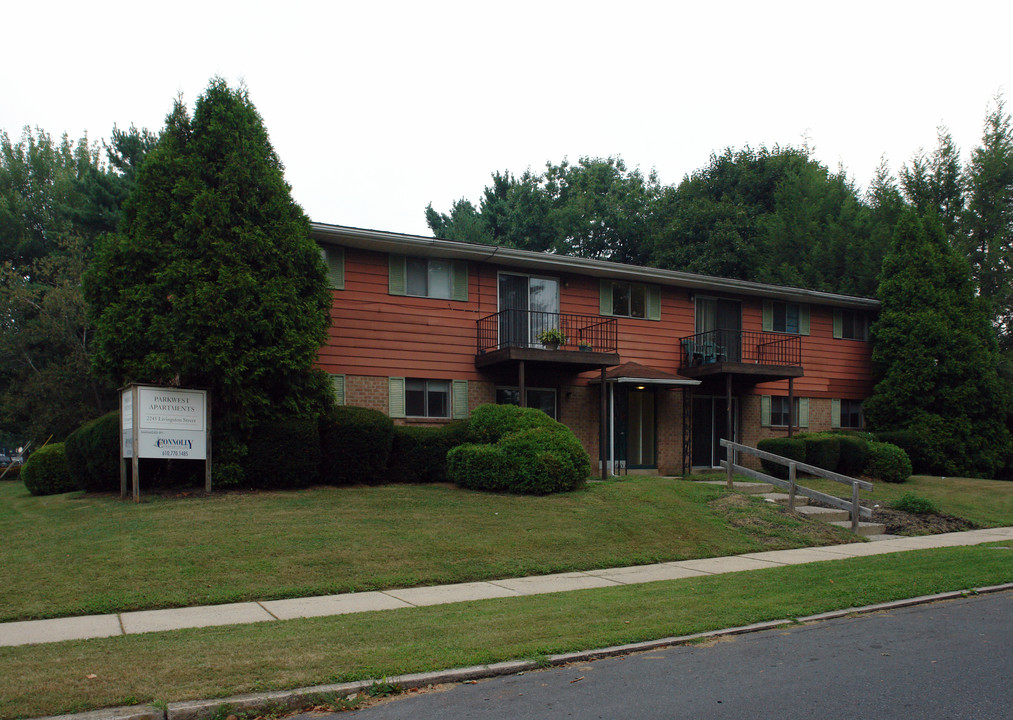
(29, 584, 1013, 720)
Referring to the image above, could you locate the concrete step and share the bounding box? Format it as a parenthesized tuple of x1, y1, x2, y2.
(758, 492, 810, 506)
(828, 520, 888, 537)
(697, 480, 774, 495)
(796, 506, 851, 523)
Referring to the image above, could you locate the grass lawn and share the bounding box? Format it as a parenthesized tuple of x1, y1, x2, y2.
(785, 473, 1013, 527)
(1, 544, 1010, 719)
(0, 477, 857, 622)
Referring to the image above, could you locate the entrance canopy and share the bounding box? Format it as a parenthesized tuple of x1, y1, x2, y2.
(590, 361, 701, 387)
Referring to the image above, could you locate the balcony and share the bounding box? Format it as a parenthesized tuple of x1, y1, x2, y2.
(678, 329, 803, 383)
(475, 310, 620, 370)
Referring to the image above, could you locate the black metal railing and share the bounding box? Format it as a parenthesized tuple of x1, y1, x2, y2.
(477, 310, 618, 354)
(679, 329, 801, 369)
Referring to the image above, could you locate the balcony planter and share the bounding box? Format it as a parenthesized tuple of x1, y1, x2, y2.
(537, 328, 567, 350)
(578, 342, 592, 352)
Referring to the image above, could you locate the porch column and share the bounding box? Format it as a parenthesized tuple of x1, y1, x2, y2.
(518, 361, 526, 407)
(726, 374, 733, 488)
(600, 366, 607, 481)
(787, 377, 795, 438)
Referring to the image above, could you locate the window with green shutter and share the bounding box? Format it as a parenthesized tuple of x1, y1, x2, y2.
(600, 279, 660, 320)
(321, 247, 344, 290)
(330, 374, 345, 405)
(389, 255, 468, 300)
(762, 395, 808, 427)
(762, 300, 809, 335)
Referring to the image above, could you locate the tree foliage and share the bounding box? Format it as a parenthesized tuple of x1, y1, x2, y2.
(85, 79, 332, 479)
(864, 210, 1011, 477)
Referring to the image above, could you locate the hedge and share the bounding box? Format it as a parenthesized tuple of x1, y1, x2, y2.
(387, 420, 470, 484)
(22, 443, 76, 496)
(319, 405, 394, 486)
(835, 434, 869, 476)
(467, 404, 560, 444)
(756, 438, 806, 479)
(244, 418, 321, 489)
(865, 441, 912, 483)
(447, 443, 517, 493)
(874, 430, 931, 475)
(65, 411, 121, 493)
(496, 427, 590, 494)
(795, 433, 841, 472)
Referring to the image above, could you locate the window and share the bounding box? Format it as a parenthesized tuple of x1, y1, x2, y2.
(495, 387, 557, 419)
(389, 255, 468, 301)
(406, 379, 450, 418)
(761, 396, 809, 428)
(762, 300, 809, 335)
(320, 246, 344, 289)
(601, 280, 660, 320)
(406, 257, 452, 299)
(834, 399, 863, 429)
(834, 309, 868, 340)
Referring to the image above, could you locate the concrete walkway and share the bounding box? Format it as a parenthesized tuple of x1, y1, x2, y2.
(3, 526, 1012, 649)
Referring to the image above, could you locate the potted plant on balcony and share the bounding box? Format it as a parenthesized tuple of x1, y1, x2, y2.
(538, 328, 567, 350)
(578, 341, 593, 352)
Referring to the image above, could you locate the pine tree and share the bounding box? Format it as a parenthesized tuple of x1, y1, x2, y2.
(864, 210, 1011, 477)
(85, 79, 332, 482)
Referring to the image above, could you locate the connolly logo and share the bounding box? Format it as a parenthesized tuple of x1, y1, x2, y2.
(156, 438, 193, 449)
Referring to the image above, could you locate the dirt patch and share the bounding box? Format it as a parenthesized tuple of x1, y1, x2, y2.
(872, 507, 977, 536)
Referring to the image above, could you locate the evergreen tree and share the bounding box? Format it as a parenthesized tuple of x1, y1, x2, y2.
(85, 79, 332, 483)
(864, 209, 1011, 477)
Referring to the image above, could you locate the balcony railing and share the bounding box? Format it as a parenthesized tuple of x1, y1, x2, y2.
(477, 310, 618, 354)
(680, 329, 801, 369)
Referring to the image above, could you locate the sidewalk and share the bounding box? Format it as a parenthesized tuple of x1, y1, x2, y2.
(3, 526, 1012, 648)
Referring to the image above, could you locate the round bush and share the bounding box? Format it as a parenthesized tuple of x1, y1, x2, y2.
(319, 405, 394, 486)
(797, 433, 841, 472)
(496, 427, 590, 494)
(835, 434, 869, 476)
(65, 411, 121, 492)
(756, 438, 806, 479)
(387, 420, 470, 484)
(22, 443, 76, 496)
(447, 443, 517, 492)
(874, 430, 931, 475)
(865, 441, 912, 483)
(467, 404, 560, 444)
(244, 418, 321, 489)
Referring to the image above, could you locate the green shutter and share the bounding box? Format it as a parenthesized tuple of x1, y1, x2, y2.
(322, 247, 344, 290)
(389, 377, 406, 418)
(389, 255, 406, 296)
(451, 261, 469, 302)
(330, 374, 346, 405)
(452, 379, 469, 419)
(833, 309, 843, 339)
(600, 279, 613, 316)
(799, 304, 810, 335)
(762, 300, 772, 331)
(646, 285, 661, 320)
(760, 395, 771, 427)
(798, 397, 809, 428)
(831, 399, 841, 429)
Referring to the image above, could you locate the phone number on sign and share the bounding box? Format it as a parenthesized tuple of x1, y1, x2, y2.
(161, 450, 190, 457)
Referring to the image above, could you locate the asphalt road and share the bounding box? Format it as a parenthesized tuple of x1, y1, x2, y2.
(328, 590, 1013, 720)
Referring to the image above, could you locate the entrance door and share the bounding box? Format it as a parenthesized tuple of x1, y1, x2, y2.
(691, 396, 738, 468)
(611, 386, 657, 470)
(498, 273, 560, 348)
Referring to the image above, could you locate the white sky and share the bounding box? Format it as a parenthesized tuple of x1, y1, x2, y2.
(3, 1, 1011, 237)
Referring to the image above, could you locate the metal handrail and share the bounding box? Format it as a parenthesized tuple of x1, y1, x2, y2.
(680, 329, 801, 369)
(477, 310, 618, 354)
(719, 438, 873, 532)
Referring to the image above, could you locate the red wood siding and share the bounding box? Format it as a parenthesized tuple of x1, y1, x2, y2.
(316, 246, 873, 398)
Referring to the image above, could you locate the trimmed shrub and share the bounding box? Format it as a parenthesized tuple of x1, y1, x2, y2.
(796, 432, 841, 472)
(387, 420, 470, 484)
(319, 405, 394, 486)
(835, 434, 869, 476)
(875, 430, 931, 475)
(65, 411, 121, 493)
(891, 492, 939, 514)
(865, 441, 912, 483)
(496, 427, 590, 494)
(244, 418, 321, 489)
(467, 403, 560, 444)
(756, 438, 806, 479)
(447, 443, 517, 492)
(22, 443, 75, 496)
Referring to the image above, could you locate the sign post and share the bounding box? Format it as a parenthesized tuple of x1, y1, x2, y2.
(120, 384, 211, 502)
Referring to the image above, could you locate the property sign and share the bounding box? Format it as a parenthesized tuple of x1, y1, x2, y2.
(119, 384, 212, 501)
(121, 387, 208, 460)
